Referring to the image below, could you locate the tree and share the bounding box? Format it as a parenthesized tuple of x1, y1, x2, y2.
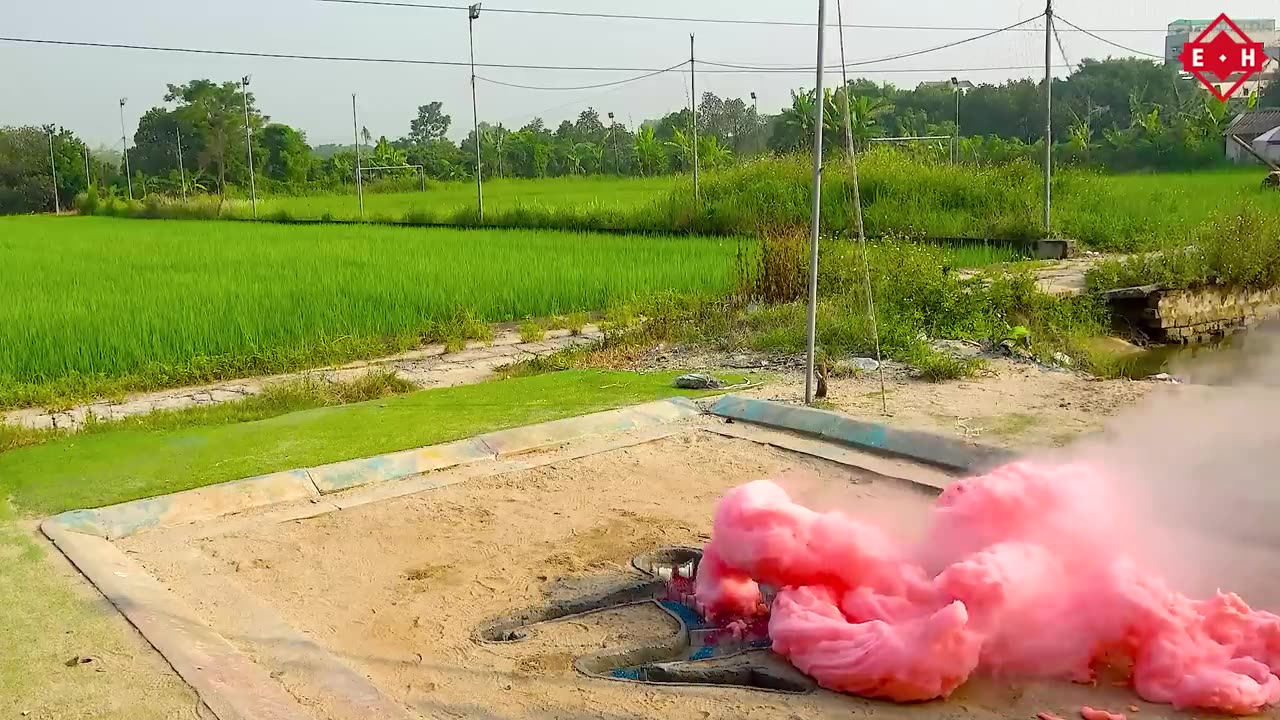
(633, 126, 665, 176)
(697, 135, 734, 170)
(0, 125, 92, 213)
(160, 79, 266, 192)
(407, 102, 451, 144)
(260, 124, 311, 184)
(665, 129, 695, 171)
(771, 90, 817, 151)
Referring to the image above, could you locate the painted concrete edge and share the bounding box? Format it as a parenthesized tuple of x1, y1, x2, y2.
(708, 395, 1017, 473)
(48, 396, 704, 539)
(46, 469, 318, 540)
(40, 522, 312, 720)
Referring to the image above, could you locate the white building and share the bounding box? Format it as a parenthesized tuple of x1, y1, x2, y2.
(1223, 110, 1280, 164)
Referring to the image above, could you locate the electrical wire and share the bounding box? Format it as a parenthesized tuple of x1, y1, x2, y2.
(1053, 15, 1163, 59)
(696, 64, 1071, 75)
(476, 62, 687, 90)
(1052, 19, 1074, 72)
(0, 35, 678, 72)
(313, 0, 1166, 33)
(700, 15, 1044, 72)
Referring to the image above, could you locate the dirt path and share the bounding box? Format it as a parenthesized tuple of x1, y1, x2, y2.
(4, 326, 603, 431)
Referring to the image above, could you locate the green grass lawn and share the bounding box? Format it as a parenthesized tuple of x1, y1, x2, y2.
(260, 175, 676, 221)
(0, 369, 735, 515)
(0, 216, 739, 410)
(0, 369, 736, 717)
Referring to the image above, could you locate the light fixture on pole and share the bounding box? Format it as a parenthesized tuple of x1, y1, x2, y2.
(607, 111, 619, 174)
(951, 76, 961, 164)
(241, 75, 258, 218)
(750, 91, 759, 153)
(47, 127, 60, 214)
(468, 3, 484, 222)
(118, 97, 133, 200)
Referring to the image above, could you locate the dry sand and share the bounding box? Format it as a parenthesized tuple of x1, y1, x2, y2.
(120, 430, 1238, 720)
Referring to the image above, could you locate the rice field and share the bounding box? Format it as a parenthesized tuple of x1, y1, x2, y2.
(0, 216, 739, 407)
(259, 175, 675, 222)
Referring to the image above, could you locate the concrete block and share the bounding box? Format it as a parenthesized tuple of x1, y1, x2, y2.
(709, 396, 1015, 474)
(477, 397, 702, 456)
(308, 438, 494, 493)
(46, 469, 318, 539)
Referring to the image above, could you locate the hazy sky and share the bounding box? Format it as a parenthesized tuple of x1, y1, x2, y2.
(2, 0, 1278, 148)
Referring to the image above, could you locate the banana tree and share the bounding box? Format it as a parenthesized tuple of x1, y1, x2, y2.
(697, 135, 734, 170)
(633, 126, 665, 176)
(665, 129, 695, 171)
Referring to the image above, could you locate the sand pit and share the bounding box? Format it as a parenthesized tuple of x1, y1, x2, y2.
(89, 418, 1280, 720)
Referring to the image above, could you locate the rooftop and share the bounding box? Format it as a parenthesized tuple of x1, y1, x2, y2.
(1224, 109, 1280, 137)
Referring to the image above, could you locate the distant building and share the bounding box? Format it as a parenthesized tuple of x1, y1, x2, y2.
(1223, 109, 1280, 164)
(1165, 18, 1279, 96)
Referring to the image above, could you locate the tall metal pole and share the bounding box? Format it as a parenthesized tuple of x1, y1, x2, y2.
(1043, 0, 1053, 236)
(47, 128, 60, 214)
(242, 75, 257, 218)
(176, 127, 188, 201)
(836, 0, 855, 160)
(352, 93, 365, 219)
(690, 34, 700, 206)
(469, 3, 484, 222)
(750, 92, 759, 154)
(954, 81, 962, 164)
(83, 143, 91, 193)
(804, 0, 828, 406)
(119, 98, 133, 200)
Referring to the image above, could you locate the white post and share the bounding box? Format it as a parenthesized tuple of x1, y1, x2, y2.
(119, 98, 133, 200)
(804, 0, 828, 406)
(242, 75, 257, 218)
(690, 33, 699, 206)
(176, 127, 188, 201)
(352, 93, 364, 219)
(83, 143, 91, 193)
(47, 128, 60, 213)
(469, 3, 484, 222)
(1043, 0, 1053, 236)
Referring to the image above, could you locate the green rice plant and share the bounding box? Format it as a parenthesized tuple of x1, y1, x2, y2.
(0, 217, 738, 408)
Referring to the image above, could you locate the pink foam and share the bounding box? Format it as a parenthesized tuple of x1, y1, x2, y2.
(694, 466, 1280, 714)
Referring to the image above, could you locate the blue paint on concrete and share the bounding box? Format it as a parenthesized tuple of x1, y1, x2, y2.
(709, 396, 1016, 473)
(689, 646, 716, 661)
(660, 601, 707, 630)
(611, 667, 643, 680)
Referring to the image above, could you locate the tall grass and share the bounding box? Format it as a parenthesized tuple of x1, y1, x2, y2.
(0, 216, 740, 409)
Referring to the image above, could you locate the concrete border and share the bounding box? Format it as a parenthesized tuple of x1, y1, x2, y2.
(708, 395, 1015, 473)
(46, 396, 703, 540)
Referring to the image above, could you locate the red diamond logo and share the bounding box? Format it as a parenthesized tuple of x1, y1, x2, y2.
(1178, 14, 1268, 102)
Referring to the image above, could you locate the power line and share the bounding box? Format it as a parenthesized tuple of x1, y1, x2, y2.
(314, 0, 1166, 33)
(696, 63, 1071, 75)
(476, 62, 688, 90)
(1052, 21, 1074, 72)
(700, 15, 1043, 72)
(1053, 16, 1163, 59)
(0, 35, 678, 72)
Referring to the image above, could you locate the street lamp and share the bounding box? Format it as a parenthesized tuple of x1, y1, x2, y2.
(118, 97, 133, 200)
(950, 76, 961, 164)
(607, 111, 619, 174)
(469, 3, 484, 221)
(242, 75, 258, 218)
(750, 91, 759, 153)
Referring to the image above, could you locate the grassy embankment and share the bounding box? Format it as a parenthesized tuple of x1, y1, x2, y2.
(81, 151, 1280, 252)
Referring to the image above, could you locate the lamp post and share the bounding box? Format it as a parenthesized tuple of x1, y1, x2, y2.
(47, 127, 60, 213)
(607, 111, 620, 174)
(468, 3, 484, 222)
(750, 91, 759, 154)
(951, 76, 961, 164)
(242, 75, 258, 218)
(118, 98, 133, 200)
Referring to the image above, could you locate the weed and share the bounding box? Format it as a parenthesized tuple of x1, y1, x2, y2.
(519, 319, 546, 343)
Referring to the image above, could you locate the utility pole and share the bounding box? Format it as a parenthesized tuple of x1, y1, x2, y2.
(242, 75, 257, 218)
(804, 0, 828, 406)
(750, 92, 759, 154)
(1043, 0, 1053, 236)
(47, 127, 60, 214)
(119, 98, 133, 200)
(176, 128, 188, 201)
(352, 93, 365, 219)
(690, 33, 699, 207)
(469, 3, 484, 222)
(83, 143, 91, 193)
